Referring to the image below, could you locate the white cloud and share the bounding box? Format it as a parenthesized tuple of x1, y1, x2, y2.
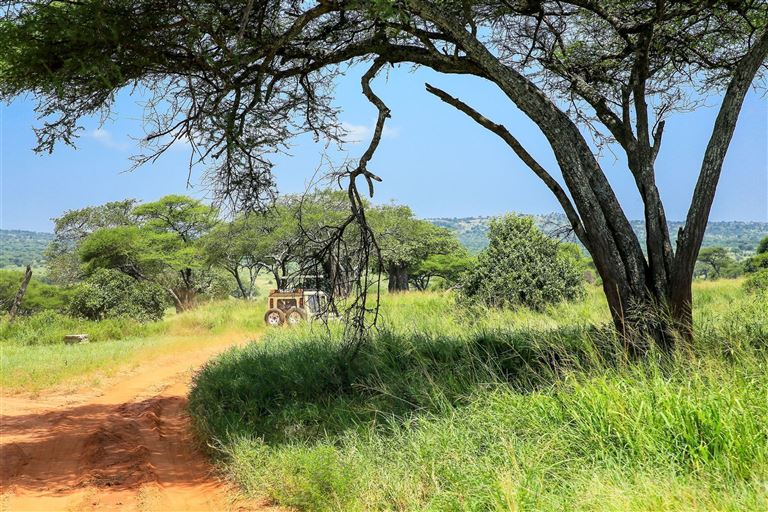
(340, 122, 399, 144)
(89, 128, 130, 151)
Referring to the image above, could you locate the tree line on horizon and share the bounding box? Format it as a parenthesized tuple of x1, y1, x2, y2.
(2, 191, 766, 323)
(37, 191, 472, 315)
(2, 190, 605, 320)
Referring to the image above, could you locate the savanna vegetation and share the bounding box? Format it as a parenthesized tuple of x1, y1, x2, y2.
(1, 1, 767, 510)
(189, 279, 768, 511)
(0, 298, 267, 392)
(4, 0, 767, 348)
(0, 191, 473, 391)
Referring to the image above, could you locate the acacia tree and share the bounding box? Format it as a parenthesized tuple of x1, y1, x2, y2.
(696, 247, 733, 279)
(79, 196, 219, 311)
(369, 204, 464, 292)
(2, 1, 767, 349)
(46, 199, 138, 284)
(133, 195, 219, 309)
(201, 216, 270, 299)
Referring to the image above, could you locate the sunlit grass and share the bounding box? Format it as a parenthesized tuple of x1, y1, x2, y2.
(0, 299, 266, 393)
(189, 280, 768, 511)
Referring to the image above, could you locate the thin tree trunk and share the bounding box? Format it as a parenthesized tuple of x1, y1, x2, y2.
(166, 287, 185, 313)
(9, 265, 33, 322)
(231, 267, 249, 298)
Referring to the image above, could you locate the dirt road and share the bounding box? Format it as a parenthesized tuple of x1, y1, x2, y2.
(1, 334, 269, 512)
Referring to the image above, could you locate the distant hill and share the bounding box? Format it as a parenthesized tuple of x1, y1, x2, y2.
(0, 230, 53, 268)
(429, 215, 768, 258)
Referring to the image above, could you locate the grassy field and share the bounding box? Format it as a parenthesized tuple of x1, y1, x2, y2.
(0, 301, 266, 392)
(188, 280, 768, 511)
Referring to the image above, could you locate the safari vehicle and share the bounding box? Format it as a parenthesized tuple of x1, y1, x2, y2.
(264, 275, 331, 326)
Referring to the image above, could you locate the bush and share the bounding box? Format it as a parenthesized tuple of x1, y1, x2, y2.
(744, 269, 768, 294)
(69, 269, 168, 322)
(460, 215, 584, 310)
(744, 252, 768, 273)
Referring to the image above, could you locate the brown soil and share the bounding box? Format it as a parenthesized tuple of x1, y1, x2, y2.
(0, 334, 274, 512)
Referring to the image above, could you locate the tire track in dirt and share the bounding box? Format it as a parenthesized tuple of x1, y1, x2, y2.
(1, 334, 273, 512)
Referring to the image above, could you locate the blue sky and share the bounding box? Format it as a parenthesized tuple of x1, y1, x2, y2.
(1, 64, 766, 233)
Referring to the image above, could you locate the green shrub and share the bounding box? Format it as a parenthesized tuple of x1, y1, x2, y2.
(743, 269, 768, 294)
(460, 215, 584, 310)
(69, 269, 168, 322)
(744, 252, 768, 273)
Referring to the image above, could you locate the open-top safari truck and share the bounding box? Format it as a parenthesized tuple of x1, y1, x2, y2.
(264, 275, 332, 326)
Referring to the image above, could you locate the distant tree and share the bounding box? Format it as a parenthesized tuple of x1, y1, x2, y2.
(757, 236, 768, 255)
(370, 205, 463, 292)
(201, 190, 363, 297)
(201, 215, 272, 299)
(461, 216, 584, 311)
(46, 199, 137, 284)
(697, 247, 735, 280)
(744, 236, 768, 274)
(411, 252, 473, 291)
(79, 196, 219, 311)
(289, 190, 359, 295)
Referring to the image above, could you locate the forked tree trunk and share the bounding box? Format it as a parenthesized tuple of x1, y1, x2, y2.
(411, 1, 768, 352)
(599, 272, 691, 354)
(387, 264, 409, 293)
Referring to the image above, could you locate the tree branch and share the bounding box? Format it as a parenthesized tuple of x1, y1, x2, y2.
(675, 27, 768, 277)
(425, 83, 589, 248)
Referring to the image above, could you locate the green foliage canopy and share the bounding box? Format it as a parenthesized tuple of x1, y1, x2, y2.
(46, 199, 137, 283)
(69, 268, 168, 321)
(77, 195, 220, 310)
(744, 236, 768, 274)
(696, 247, 740, 280)
(369, 204, 466, 291)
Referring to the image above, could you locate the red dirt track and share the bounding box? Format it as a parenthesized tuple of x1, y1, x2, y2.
(1, 335, 270, 511)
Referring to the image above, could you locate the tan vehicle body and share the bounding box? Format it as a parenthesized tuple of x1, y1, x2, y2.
(264, 288, 330, 326)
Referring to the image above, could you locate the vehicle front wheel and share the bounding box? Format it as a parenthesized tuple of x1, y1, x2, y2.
(286, 307, 307, 325)
(264, 308, 286, 326)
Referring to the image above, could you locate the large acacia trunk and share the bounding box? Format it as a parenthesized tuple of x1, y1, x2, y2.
(596, 263, 691, 353)
(387, 264, 409, 293)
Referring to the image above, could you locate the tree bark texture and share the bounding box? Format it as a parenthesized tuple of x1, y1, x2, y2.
(9, 265, 33, 321)
(388, 264, 409, 293)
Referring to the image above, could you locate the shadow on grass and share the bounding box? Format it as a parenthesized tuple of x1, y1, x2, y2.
(188, 323, 630, 446)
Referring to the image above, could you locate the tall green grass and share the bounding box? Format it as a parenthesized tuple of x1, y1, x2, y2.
(189, 281, 768, 511)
